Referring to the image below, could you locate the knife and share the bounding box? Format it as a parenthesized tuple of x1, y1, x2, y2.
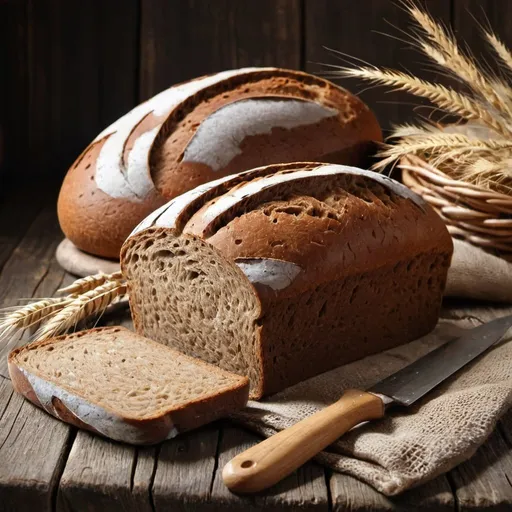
(222, 314, 512, 493)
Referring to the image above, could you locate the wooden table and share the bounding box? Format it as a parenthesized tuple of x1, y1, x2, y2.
(1, 188, 512, 511)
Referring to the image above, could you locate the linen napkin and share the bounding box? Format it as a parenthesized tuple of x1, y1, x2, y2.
(446, 239, 512, 302)
(231, 315, 512, 495)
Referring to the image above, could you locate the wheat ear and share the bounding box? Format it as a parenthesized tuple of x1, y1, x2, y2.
(58, 270, 124, 295)
(389, 131, 512, 151)
(390, 122, 442, 138)
(36, 281, 127, 341)
(485, 31, 512, 73)
(342, 67, 512, 138)
(462, 157, 512, 187)
(0, 297, 73, 342)
(373, 126, 512, 168)
(408, 5, 512, 117)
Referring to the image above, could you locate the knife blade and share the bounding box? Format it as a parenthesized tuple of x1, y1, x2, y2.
(223, 315, 512, 493)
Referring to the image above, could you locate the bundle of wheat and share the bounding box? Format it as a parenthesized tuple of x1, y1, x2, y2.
(331, 3, 512, 259)
(0, 271, 127, 344)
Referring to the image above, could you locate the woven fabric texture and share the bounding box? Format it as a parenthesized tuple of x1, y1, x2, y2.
(233, 252, 512, 495)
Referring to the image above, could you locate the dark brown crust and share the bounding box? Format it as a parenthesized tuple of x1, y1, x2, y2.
(151, 70, 382, 199)
(57, 138, 165, 259)
(58, 68, 381, 259)
(203, 183, 452, 301)
(8, 327, 249, 444)
(121, 162, 318, 244)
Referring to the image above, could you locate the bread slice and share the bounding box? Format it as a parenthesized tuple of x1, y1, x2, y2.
(8, 327, 249, 445)
(121, 162, 453, 398)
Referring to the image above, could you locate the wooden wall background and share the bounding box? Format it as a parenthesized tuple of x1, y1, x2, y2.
(1, 0, 511, 189)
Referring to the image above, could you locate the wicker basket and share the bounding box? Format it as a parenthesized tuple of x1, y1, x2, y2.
(399, 155, 512, 262)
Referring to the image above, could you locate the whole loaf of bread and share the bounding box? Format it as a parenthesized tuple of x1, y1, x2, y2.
(121, 162, 453, 398)
(58, 68, 382, 258)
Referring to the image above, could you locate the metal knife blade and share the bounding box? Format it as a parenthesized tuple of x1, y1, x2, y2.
(369, 314, 512, 407)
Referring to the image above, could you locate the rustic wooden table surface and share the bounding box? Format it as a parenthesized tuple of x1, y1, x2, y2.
(1, 188, 512, 512)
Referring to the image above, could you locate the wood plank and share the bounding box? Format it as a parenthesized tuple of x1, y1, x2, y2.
(0, 186, 44, 273)
(152, 425, 219, 511)
(330, 472, 453, 512)
(449, 428, 512, 512)
(0, 377, 72, 512)
(25, 0, 139, 179)
(26, 0, 98, 175)
(0, 196, 75, 511)
(208, 424, 329, 511)
(0, 202, 64, 377)
(97, 0, 139, 128)
(0, 0, 28, 187)
(57, 431, 148, 512)
(132, 447, 158, 512)
(304, 0, 452, 130)
(139, 0, 301, 100)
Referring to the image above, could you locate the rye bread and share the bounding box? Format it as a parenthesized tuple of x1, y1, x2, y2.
(8, 327, 249, 444)
(121, 162, 453, 398)
(57, 68, 382, 258)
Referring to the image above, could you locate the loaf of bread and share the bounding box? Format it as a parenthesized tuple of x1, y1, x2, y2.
(58, 68, 382, 259)
(121, 162, 453, 398)
(8, 327, 249, 444)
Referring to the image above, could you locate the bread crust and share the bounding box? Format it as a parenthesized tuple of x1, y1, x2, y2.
(58, 139, 165, 259)
(125, 162, 453, 295)
(58, 68, 381, 259)
(8, 327, 249, 444)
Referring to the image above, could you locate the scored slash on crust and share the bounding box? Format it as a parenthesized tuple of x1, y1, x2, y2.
(93, 68, 277, 201)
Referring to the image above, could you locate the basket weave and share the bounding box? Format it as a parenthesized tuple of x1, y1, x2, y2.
(399, 155, 512, 262)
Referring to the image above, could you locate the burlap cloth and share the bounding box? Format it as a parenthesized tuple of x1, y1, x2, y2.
(231, 239, 512, 495)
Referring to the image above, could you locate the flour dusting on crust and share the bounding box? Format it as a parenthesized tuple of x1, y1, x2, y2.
(183, 98, 338, 171)
(94, 68, 272, 201)
(235, 258, 302, 290)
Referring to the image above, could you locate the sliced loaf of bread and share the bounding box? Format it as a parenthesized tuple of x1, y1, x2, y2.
(8, 327, 249, 444)
(121, 162, 453, 398)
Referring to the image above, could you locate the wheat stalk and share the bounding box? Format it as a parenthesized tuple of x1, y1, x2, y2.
(343, 67, 512, 138)
(332, 4, 512, 191)
(0, 297, 73, 343)
(35, 280, 127, 341)
(484, 31, 512, 73)
(408, 5, 512, 117)
(0, 270, 128, 345)
(57, 270, 123, 295)
(391, 122, 447, 138)
(463, 157, 512, 189)
(376, 128, 512, 170)
(390, 131, 512, 152)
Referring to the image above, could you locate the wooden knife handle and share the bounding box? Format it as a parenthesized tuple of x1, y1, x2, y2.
(222, 389, 385, 493)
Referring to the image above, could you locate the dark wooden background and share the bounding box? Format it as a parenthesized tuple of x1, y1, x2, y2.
(1, 0, 511, 190)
